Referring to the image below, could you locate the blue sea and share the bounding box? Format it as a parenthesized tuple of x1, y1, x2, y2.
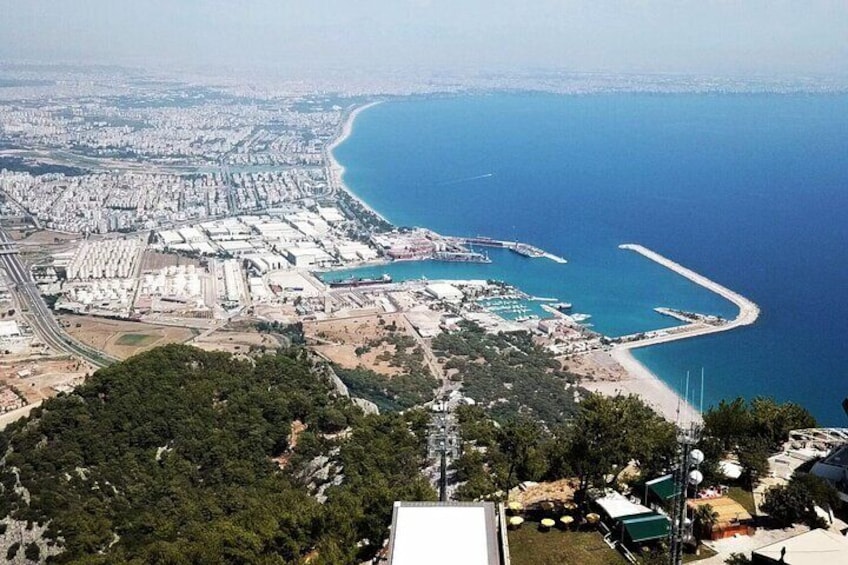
(332, 94, 848, 425)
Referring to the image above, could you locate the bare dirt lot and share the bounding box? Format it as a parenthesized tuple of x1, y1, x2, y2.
(190, 329, 282, 355)
(62, 315, 199, 359)
(559, 350, 626, 381)
(305, 313, 416, 376)
(0, 358, 89, 404)
(140, 250, 201, 272)
(9, 229, 80, 246)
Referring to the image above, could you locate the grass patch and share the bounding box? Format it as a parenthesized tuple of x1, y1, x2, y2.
(115, 333, 158, 347)
(727, 486, 757, 516)
(508, 526, 623, 565)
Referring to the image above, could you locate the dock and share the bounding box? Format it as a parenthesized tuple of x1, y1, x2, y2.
(448, 236, 567, 264)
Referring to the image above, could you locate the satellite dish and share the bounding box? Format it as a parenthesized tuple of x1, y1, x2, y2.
(688, 470, 704, 486)
(689, 449, 705, 466)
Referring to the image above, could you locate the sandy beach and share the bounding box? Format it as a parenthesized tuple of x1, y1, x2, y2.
(573, 349, 701, 424)
(326, 101, 390, 223)
(581, 244, 761, 422)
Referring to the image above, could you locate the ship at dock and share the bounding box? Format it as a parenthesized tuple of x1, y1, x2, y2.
(433, 250, 491, 263)
(327, 274, 392, 288)
(510, 242, 545, 258)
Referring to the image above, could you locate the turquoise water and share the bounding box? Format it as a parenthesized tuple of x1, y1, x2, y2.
(333, 94, 848, 424)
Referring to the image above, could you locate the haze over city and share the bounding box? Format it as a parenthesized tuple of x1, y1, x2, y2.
(1, 2, 848, 564)
(1, 0, 847, 75)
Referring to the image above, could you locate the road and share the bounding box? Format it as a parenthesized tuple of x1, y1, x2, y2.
(0, 229, 116, 368)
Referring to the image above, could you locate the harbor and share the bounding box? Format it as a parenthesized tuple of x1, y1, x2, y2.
(447, 236, 568, 264)
(614, 244, 760, 350)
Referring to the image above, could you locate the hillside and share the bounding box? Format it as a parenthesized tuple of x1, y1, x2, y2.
(0, 345, 434, 564)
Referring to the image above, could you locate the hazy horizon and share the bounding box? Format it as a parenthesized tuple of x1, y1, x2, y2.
(1, 1, 847, 77)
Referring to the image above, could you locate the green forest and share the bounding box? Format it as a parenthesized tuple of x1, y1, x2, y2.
(432, 324, 580, 424)
(0, 345, 434, 564)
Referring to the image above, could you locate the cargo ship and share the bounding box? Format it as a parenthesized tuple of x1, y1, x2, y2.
(327, 274, 392, 288)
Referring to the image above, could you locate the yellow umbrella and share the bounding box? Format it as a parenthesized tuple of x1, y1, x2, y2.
(585, 513, 600, 525)
(508, 516, 524, 529)
(507, 501, 523, 513)
(540, 518, 556, 530)
(560, 515, 575, 527)
(563, 501, 577, 511)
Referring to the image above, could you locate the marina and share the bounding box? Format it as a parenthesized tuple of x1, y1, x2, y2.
(477, 297, 543, 321)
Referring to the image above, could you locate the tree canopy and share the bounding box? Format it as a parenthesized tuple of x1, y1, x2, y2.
(432, 325, 580, 424)
(761, 473, 841, 529)
(0, 345, 434, 564)
(451, 393, 678, 503)
(700, 396, 816, 487)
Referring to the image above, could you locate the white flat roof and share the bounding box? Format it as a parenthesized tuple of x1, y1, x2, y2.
(754, 528, 848, 565)
(388, 502, 499, 565)
(425, 283, 464, 300)
(595, 491, 653, 520)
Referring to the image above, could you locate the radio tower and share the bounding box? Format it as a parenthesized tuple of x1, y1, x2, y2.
(668, 371, 705, 565)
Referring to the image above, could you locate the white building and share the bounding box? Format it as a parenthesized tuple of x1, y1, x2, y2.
(285, 247, 316, 268)
(387, 502, 502, 565)
(177, 227, 205, 243)
(317, 206, 345, 223)
(752, 528, 848, 564)
(425, 283, 464, 303)
(0, 320, 21, 338)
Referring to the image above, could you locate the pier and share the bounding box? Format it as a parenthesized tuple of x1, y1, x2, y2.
(447, 236, 567, 264)
(615, 244, 760, 350)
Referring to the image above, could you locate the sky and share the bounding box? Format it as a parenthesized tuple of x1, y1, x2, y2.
(0, 0, 846, 76)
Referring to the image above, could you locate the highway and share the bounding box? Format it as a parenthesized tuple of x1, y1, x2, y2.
(0, 229, 116, 368)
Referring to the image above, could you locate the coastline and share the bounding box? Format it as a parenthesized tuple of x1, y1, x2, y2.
(591, 244, 762, 423)
(325, 106, 749, 425)
(327, 101, 390, 224)
(580, 349, 702, 424)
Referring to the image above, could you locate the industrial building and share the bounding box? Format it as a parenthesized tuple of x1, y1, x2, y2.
(425, 283, 464, 303)
(0, 320, 21, 339)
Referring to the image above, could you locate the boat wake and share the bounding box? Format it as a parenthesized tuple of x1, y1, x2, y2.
(436, 172, 494, 186)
